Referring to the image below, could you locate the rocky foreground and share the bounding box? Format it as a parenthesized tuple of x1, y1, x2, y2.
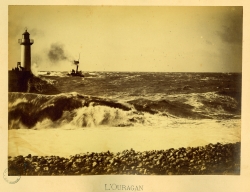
(8, 142, 240, 175)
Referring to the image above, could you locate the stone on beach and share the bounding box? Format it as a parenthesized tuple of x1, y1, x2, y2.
(8, 142, 240, 175)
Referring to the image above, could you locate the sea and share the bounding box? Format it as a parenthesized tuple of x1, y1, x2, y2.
(8, 72, 241, 157)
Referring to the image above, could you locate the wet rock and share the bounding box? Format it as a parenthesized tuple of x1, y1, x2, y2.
(92, 162, 97, 167)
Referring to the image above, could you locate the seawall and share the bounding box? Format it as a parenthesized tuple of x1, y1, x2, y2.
(9, 71, 33, 92)
(8, 70, 60, 94)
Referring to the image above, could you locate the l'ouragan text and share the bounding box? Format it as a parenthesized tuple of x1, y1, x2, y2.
(105, 184, 143, 191)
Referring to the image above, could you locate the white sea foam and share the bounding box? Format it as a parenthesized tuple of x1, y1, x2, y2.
(8, 97, 28, 108)
(70, 105, 129, 127)
(8, 119, 241, 157)
(38, 71, 67, 77)
(31, 63, 39, 76)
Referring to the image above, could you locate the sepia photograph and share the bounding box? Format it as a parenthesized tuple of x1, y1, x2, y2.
(7, 5, 242, 177)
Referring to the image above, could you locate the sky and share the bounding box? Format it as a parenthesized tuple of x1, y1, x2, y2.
(8, 6, 243, 72)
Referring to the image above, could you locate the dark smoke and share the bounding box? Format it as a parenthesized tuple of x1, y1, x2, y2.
(48, 43, 68, 63)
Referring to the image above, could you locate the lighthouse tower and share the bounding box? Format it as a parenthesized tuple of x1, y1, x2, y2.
(18, 30, 34, 72)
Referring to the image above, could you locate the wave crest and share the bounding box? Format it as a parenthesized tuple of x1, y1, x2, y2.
(8, 91, 241, 129)
(8, 92, 134, 129)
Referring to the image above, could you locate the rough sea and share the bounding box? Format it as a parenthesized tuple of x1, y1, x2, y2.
(8, 72, 241, 157)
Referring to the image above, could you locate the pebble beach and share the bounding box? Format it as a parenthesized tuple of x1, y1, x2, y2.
(8, 142, 240, 175)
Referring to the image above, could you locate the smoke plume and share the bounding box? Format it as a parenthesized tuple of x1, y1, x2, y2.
(48, 43, 68, 63)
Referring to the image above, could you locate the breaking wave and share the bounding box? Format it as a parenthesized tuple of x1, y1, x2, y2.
(8, 91, 240, 129)
(38, 71, 68, 77)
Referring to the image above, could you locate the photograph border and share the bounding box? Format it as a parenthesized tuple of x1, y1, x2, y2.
(1, 0, 250, 191)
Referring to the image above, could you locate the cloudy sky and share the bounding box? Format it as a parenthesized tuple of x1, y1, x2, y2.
(8, 6, 242, 72)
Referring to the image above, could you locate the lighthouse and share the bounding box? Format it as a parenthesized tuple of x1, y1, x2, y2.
(18, 30, 34, 72)
(9, 29, 37, 92)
